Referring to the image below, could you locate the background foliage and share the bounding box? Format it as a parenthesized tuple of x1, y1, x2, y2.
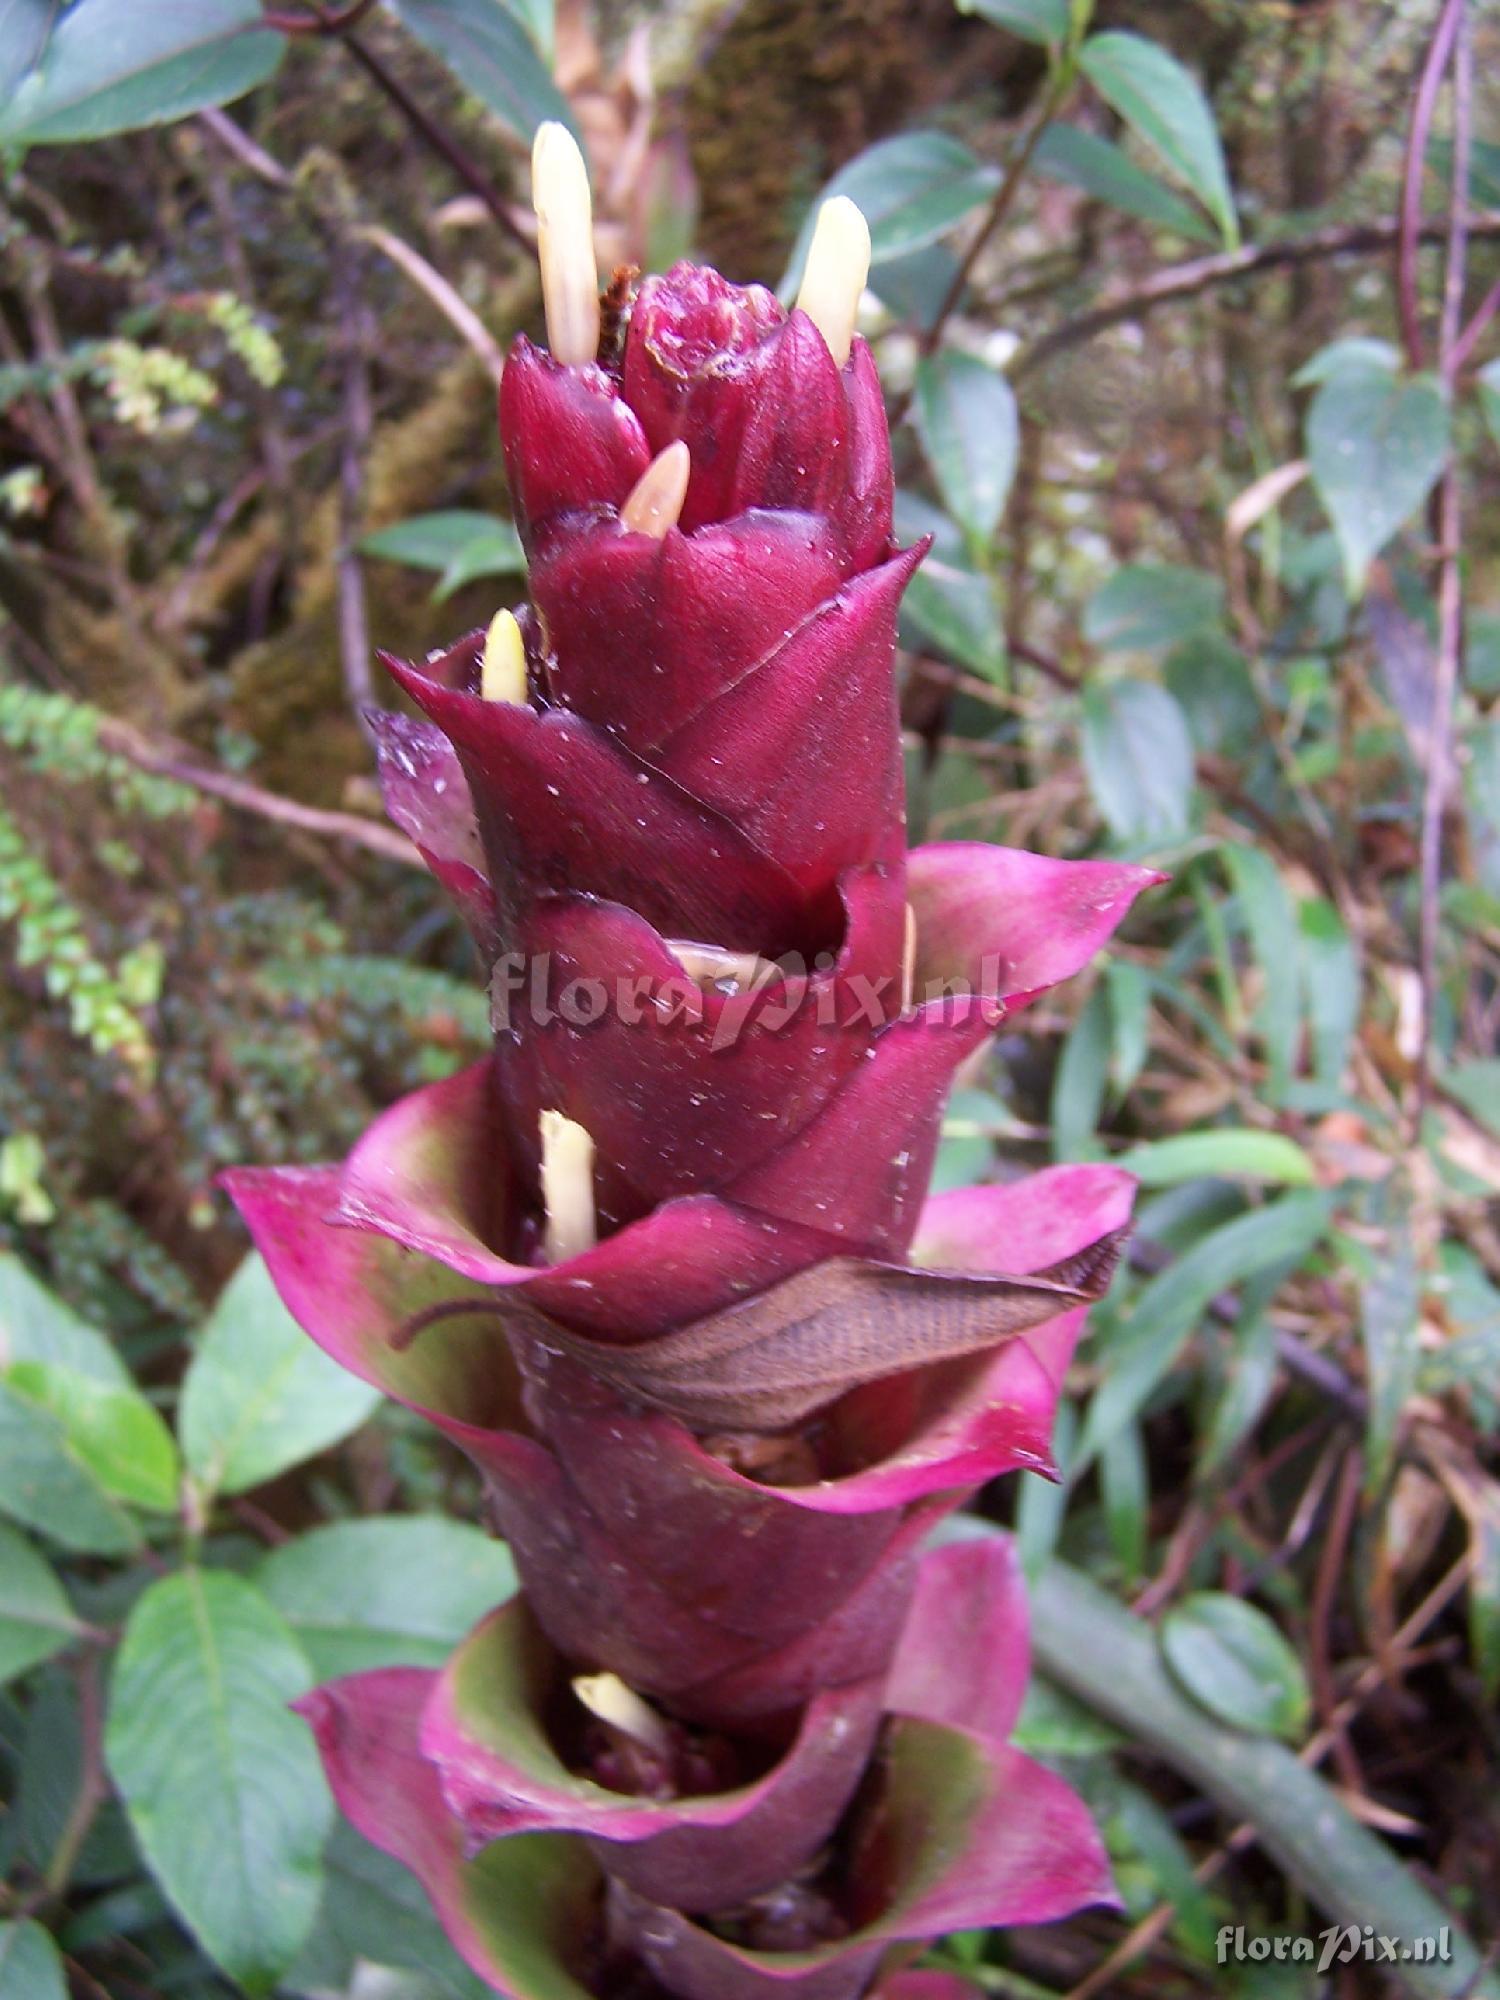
(0, 0, 1498, 1994)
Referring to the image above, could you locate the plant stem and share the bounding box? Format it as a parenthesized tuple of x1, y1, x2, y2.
(1397, 0, 1464, 369)
(1029, 1559, 1500, 2000)
(923, 88, 1072, 360)
(339, 30, 531, 251)
(1412, 0, 1470, 1138)
(1013, 210, 1500, 379)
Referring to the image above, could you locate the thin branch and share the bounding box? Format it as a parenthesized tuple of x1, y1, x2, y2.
(339, 29, 530, 250)
(917, 60, 1076, 363)
(334, 237, 378, 732)
(1413, 2, 1471, 1136)
(1012, 210, 1500, 379)
(1450, 270, 1500, 374)
(355, 223, 506, 381)
(197, 106, 291, 187)
(95, 719, 423, 868)
(1397, 0, 1464, 368)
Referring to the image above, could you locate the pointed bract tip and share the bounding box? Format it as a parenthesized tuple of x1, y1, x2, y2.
(531, 121, 600, 366)
(795, 195, 871, 367)
(619, 439, 691, 538)
(480, 608, 528, 705)
(540, 1107, 597, 1264)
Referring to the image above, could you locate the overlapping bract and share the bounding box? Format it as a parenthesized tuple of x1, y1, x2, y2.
(229, 248, 1158, 1998)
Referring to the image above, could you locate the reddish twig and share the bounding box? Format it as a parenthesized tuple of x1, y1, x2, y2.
(1397, 0, 1465, 369)
(95, 719, 423, 869)
(339, 30, 531, 250)
(1450, 271, 1500, 375)
(261, 0, 379, 32)
(1412, 0, 1471, 1136)
(1013, 210, 1500, 379)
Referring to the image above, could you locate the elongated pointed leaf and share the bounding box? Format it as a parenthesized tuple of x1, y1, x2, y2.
(1081, 680, 1195, 841)
(913, 351, 1019, 544)
(0, 0, 284, 145)
(0, 1522, 83, 1687)
(259, 1516, 518, 1678)
(1033, 123, 1219, 242)
(0, 1921, 67, 2000)
(106, 1569, 331, 1995)
(1079, 32, 1238, 246)
(386, 0, 572, 143)
(179, 1254, 381, 1499)
(1160, 1592, 1310, 1739)
(4, 1361, 179, 1512)
(780, 134, 1000, 297)
(956, 0, 1068, 44)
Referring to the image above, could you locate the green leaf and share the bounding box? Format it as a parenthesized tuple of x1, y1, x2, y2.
(1201, 1310, 1278, 1479)
(1101, 1420, 1148, 1582)
(1078, 1190, 1331, 1465)
(955, 0, 1068, 46)
(434, 528, 529, 601)
(1032, 123, 1218, 242)
(105, 1569, 331, 1994)
(4, 1362, 179, 1513)
(893, 493, 1005, 679)
(1298, 897, 1360, 1088)
(1164, 630, 1259, 753)
(1105, 958, 1151, 1100)
(1476, 356, 1500, 449)
(1081, 679, 1195, 841)
(1222, 844, 1300, 1104)
(298, 1822, 493, 1999)
(0, 1921, 67, 2000)
(385, 0, 572, 143)
(779, 133, 1000, 298)
(1160, 1592, 1310, 1739)
(1444, 1059, 1500, 1137)
(0, 1251, 130, 1386)
(1303, 354, 1450, 597)
(1083, 563, 1224, 653)
(0, 1375, 142, 1556)
(1012, 1674, 1123, 1756)
(259, 1516, 518, 1677)
(1030, 1559, 1500, 2000)
(1359, 1239, 1419, 1493)
(1112, 1130, 1315, 1187)
(1078, 31, 1238, 246)
(0, 0, 57, 101)
(1051, 980, 1110, 1161)
(0, 1523, 81, 1688)
(360, 509, 524, 573)
(1464, 1482, 1500, 1702)
(0, 0, 284, 146)
(1293, 335, 1401, 387)
(912, 351, 1019, 544)
(179, 1255, 381, 1500)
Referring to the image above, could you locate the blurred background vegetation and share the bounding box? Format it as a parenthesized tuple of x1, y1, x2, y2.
(1, 0, 1498, 1995)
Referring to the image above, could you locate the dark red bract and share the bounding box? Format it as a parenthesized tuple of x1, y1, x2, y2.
(229, 247, 1159, 1999)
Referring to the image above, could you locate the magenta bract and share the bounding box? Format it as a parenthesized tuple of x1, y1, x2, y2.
(231, 243, 1158, 1995)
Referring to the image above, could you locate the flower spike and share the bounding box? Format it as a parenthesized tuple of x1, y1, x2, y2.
(531, 121, 600, 366)
(480, 608, 527, 705)
(572, 1672, 675, 1759)
(539, 1108, 597, 1263)
(795, 195, 871, 367)
(619, 440, 691, 538)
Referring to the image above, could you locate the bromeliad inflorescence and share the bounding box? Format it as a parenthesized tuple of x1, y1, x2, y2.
(227, 122, 1161, 2000)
